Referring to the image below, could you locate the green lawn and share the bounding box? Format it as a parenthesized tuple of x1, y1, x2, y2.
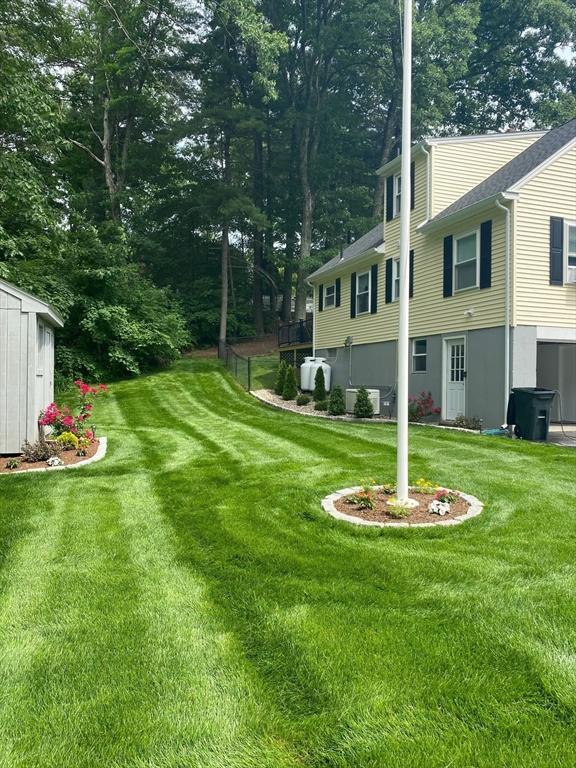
(1, 358, 575, 768)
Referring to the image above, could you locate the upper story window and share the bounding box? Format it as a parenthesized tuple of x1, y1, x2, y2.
(454, 230, 479, 291)
(393, 259, 400, 300)
(324, 283, 335, 308)
(567, 222, 576, 282)
(394, 173, 402, 218)
(356, 270, 371, 314)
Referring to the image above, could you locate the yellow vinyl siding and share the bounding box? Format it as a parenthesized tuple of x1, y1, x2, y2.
(431, 135, 541, 216)
(314, 254, 386, 349)
(514, 143, 576, 327)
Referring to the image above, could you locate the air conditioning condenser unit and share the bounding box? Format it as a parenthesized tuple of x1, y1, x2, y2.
(345, 388, 380, 415)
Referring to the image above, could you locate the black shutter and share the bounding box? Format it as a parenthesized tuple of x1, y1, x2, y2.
(318, 284, 324, 312)
(409, 250, 414, 298)
(386, 175, 394, 222)
(370, 264, 378, 314)
(550, 217, 564, 286)
(443, 235, 453, 297)
(385, 258, 393, 304)
(480, 220, 492, 289)
(350, 272, 357, 318)
(335, 277, 341, 307)
(410, 161, 415, 211)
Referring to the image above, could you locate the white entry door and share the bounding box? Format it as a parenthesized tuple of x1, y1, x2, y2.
(444, 337, 466, 420)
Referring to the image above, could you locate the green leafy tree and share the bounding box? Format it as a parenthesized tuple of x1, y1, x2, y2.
(328, 385, 346, 416)
(282, 365, 298, 400)
(313, 367, 327, 402)
(354, 387, 374, 419)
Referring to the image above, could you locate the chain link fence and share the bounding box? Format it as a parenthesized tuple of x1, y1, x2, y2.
(219, 343, 252, 390)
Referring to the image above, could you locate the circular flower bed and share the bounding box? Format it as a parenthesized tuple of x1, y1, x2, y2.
(322, 481, 483, 527)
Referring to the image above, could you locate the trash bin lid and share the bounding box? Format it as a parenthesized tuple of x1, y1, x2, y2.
(511, 387, 556, 399)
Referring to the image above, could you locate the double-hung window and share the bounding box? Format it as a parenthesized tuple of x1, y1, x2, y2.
(325, 283, 335, 308)
(412, 339, 427, 373)
(356, 271, 370, 314)
(394, 173, 402, 218)
(454, 230, 479, 291)
(567, 222, 576, 282)
(392, 259, 400, 301)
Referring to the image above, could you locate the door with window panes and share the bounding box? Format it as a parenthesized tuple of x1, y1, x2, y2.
(445, 338, 466, 420)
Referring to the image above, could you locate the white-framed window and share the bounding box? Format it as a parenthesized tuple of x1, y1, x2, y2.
(454, 230, 479, 291)
(567, 221, 576, 282)
(412, 338, 427, 373)
(392, 258, 400, 301)
(324, 283, 335, 308)
(356, 270, 371, 314)
(394, 173, 402, 218)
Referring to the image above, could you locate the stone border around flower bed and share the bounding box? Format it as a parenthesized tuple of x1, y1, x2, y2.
(322, 485, 483, 528)
(0, 437, 108, 476)
(251, 389, 479, 432)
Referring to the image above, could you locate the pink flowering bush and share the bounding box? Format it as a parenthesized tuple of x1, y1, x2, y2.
(39, 380, 108, 440)
(408, 391, 441, 423)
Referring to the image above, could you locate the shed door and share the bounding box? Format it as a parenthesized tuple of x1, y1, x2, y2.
(35, 321, 46, 428)
(45, 327, 54, 405)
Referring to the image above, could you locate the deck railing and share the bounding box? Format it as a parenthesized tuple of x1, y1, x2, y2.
(278, 318, 313, 347)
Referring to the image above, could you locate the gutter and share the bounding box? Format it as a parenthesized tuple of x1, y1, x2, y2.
(495, 197, 512, 425)
(417, 191, 519, 235)
(307, 242, 385, 284)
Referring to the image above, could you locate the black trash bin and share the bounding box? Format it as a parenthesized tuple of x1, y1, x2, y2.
(509, 387, 556, 441)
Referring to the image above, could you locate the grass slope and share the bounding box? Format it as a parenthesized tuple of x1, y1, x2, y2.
(0, 358, 575, 767)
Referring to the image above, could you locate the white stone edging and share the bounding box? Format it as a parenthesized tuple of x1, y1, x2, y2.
(1, 437, 108, 476)
(321, 485, 483, 528)
(251, 390, 479, 432)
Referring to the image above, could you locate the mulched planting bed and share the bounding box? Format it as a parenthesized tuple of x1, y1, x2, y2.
(1, 439, 100, 474)
(334, 489, 470, 525)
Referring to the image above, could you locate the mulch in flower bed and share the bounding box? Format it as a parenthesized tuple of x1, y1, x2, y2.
(0, 440, 100, 474)
(334, 489, 470, 525)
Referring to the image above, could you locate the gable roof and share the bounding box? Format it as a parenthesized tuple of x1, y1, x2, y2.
(428, 118, 576, 225)
(308, 224, 384, 282)
(0, 278, 64, 327)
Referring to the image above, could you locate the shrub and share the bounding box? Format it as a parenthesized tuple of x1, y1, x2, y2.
(354, 387, 374, 419)
(413, 477, 437, 495)
(274, 361, 287, 396)
(56, 431, 79, 450)
(39, 380, 107, 438)
(313, 366, 327, 402)
(296, 394, 311, 406)
(434, 488, 457, 503)
(386, 500, 412, 518)
(22, 439, 61, 463)
(282, 366, 298, 400)
(380, 481, 396, 495)
(5, 457, 21, 470)
(347, 481, 376, 510)
(408, 391, 441, 422)
(314, 399, 328, 411)
(328, 385, 346, 416)
(453, 414, 482, 430)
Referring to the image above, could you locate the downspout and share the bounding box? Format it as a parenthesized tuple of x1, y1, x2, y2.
(495, 197, 511, 425)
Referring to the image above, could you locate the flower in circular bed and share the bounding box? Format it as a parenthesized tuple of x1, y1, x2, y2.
(429, 499, 451, 516)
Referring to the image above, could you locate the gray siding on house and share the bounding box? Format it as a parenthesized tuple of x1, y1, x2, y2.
(537, 342, 576, 422)
(317, 325, 509, 428)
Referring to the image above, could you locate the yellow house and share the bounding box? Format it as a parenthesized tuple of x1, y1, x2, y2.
(307, 119, 576, 428)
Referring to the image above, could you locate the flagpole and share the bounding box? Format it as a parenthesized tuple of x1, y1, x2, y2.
(396, 0, 414, 505)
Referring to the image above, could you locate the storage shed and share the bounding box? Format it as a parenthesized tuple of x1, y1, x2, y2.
(0, 279, 63, 454)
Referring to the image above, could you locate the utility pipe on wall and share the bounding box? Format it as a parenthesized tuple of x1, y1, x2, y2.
(496, 197, 511, 425)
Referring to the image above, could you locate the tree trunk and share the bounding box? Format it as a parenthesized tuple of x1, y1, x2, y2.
(295, 123, 314, 321)
(102, 97, 120, 220)
(281, 123, 299, 322)
(372, 98, 399, 218)
(252, 131, 265, 335)
(219, 133, 231, 353)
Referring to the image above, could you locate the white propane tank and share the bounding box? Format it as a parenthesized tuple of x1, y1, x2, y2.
(310, 358, 331, 392)
(299, 357, 317, 391)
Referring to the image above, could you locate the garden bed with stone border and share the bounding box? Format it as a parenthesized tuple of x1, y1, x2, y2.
(322, 485, 483, 528)
(1, 438, 107, 475)
(252, 389, 479, 432)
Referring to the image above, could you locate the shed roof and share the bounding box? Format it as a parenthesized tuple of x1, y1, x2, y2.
(0, 278, 64, 327)
(308, 224, 384, 282)
(428, 118, 576, 225)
